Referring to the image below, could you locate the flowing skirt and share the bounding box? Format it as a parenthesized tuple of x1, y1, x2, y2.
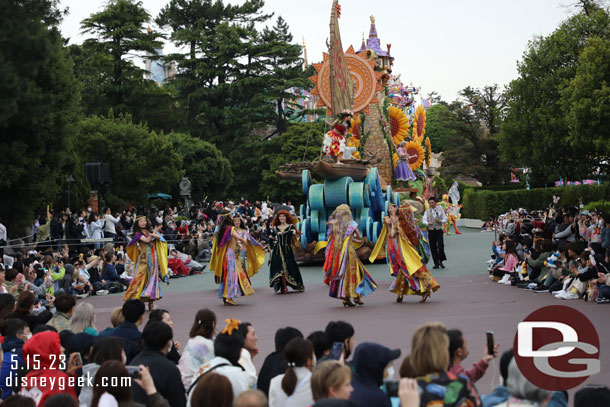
(219, 248, 254, 299)
(123, 248, 162, 301)
(395, 159, 416, 181)
(325, 244, 377, 299)
(387, 237, 439, 297)
(269, 244, 304, 292)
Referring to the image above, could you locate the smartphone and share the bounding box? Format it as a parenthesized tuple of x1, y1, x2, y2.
(486, 331, 495, 356)
(385, 380, 399, 398)
(330, 342, 344, 360)
(74, 353, 83, 367)
(126, 365, 141, 379)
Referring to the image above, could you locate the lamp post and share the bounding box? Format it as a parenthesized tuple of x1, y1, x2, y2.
(66, 175, 75, 210)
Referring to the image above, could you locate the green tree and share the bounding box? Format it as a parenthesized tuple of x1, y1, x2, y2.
(0, 0, 86, 236)
(166, 132, 233, 199)
(259, 122, 324, 203)
(80, 0, 165, 119)
(76, 114, 182, 206)
(562, 36, 610, 177)
(459, 84, 505, 137)
(498, 9, 610, 184)
(425, 104, 455, 152)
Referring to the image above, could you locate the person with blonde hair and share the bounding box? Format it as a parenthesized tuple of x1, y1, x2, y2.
(410, 322, 481, 407)
(321, 204, 377, 307)
(370, 204, 439, 303)
(310, 361, 353, 402)
(70, 302, 97, 335)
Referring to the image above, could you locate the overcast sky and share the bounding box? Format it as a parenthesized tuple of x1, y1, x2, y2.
(58, 0, 574, 102)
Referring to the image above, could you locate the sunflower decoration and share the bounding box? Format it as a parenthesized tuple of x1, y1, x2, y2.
(405, 140, 425, 170)
(388, 106, 409, 145)
(412, 105, 426, 144)
(425, 137, 432, 167)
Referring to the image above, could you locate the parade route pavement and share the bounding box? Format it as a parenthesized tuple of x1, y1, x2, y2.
(84, 228, 609, 395)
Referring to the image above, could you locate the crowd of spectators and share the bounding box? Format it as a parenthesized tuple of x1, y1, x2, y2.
(1, 298, 608, 407)
(487, 202, 610, 303)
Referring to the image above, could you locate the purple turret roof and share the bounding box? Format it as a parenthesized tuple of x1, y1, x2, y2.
(357, 16, 394, 60)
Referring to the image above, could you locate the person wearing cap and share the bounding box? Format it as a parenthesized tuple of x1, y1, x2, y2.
(349, 342, 400, 407)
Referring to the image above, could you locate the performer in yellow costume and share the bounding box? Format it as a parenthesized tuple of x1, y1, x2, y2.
(370, 204, 440, 303)
(123, 216, 169, 310)
(441, 194, 462, 235)
(209, 211, 265, 306)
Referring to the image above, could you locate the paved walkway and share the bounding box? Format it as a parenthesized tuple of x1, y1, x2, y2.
(84, 229, 609, 396)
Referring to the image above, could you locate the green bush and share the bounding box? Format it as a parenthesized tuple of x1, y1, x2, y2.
(462, 184, 610, 220)
(584, 200, 610, 214)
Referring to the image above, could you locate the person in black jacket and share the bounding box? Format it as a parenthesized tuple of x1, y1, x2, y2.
(113, 300, 145, 363)
(349, 343, 401, 407)
(146, 309, 181, 364)
(131, 321, 186, 407)
(256, 327, 303, 395)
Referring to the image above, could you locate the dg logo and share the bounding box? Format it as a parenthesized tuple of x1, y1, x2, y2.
(514, 305, 601, 391)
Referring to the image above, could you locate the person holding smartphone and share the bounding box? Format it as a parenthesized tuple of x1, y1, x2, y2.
(447, 329, 499, 384)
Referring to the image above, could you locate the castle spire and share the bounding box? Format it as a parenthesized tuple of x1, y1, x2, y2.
(302, 36, 308, 70)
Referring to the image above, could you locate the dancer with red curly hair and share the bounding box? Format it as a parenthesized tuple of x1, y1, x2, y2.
(269, 210, 304, 294)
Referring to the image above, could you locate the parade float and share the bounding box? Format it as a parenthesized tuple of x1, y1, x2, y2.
(282, 1, 435, 262)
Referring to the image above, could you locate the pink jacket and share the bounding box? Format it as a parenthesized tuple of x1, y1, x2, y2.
(448, 358, 489, 383)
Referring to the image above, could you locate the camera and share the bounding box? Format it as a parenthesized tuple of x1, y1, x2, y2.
(385, 380, 399, 398)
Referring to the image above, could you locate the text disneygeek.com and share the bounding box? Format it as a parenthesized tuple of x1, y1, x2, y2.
(5, 374, 131, 390)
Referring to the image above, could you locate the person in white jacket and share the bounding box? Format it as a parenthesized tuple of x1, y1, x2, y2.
(268, 337, 315, 407)
(179, 309, 216, 388)
(238, 322, 259, 380)
(87, 213, 105, 249)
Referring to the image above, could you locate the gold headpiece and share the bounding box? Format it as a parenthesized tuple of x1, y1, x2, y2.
(135, 215, 147, 222)
(221, 318, 241, 335)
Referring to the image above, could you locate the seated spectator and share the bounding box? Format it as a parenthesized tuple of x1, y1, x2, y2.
(189, 319, 255, 401)
(146, 309, 181, 364)
(190, 372, 233, 407)
(238, 322, 259, 379)
(493, 359, 551, 407)
(79, 337, 126, 407)
(7, 291, 38, 332)
(410, 322, 480, 407)
(48, 293, 75, 332)
(50, 258, 73, 295)
(311, 360, 353, 402)
(91, 361, 169, 407)
(18, 331, 79, 406)
(178, 308, 216, 388)
(574, 385, 610, 407)
(130, 321, 186, 407)
(258, 327, 303, 395)
(320, 321, 354, 364)
(0, 292, 15, 322)
(3, 269, 26, 299)
(101, 253, 126, 292)
(349, 343, 400, 407)
(70, 302, 97, 335)
(112, 299, 145, 362)
(491, 241, 519, 282)
(448, 329, 498, 383)
(98, 306, 124, 336)
(3, 395, 36, 407)
(234, 390, 268, 407)
(0, 319, 30, 399)
(307, 331, 331, 361)
(269, 337, 315, 407)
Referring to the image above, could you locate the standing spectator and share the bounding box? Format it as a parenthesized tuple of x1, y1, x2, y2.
(310, 360, 353, 402)
(49, 210, 64, 252)
(269, 337, 315, 407)
(349, 343, 400, 407)
(238, 322, 259, 380)
(448, 329, 498, 384)
(48, 293, 75, 333)
(18, 331, 80, 406)
(131, 322, 186, 407)
(410, 322, 480, 407)
(0, 218, 6, 257)
(87, 213, 105, 250)
(423, 197, 447, 269)
(258, 327, 303, 395)
(103, 208, 120, 241)
(112, 299, 145, 363)
(178, 309, 216, 388)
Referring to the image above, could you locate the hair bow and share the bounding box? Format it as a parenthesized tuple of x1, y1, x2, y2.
(221, 318, 241, 335)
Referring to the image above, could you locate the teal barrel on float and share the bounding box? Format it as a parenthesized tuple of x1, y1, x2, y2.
(298, 167, 398, 249)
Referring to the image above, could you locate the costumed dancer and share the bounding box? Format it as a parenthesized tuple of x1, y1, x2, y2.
(209, 211, 265, 306)
(123, 216, 169, 311)
(320, 204, 377, 307)
(269, 210, 305, 294)
(441, 194, 462, 235)
(370, 204, 439, 303)
(394, 141, 417, 184)
(322, 111, 353, 163)
(232, 216, 265, 273)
